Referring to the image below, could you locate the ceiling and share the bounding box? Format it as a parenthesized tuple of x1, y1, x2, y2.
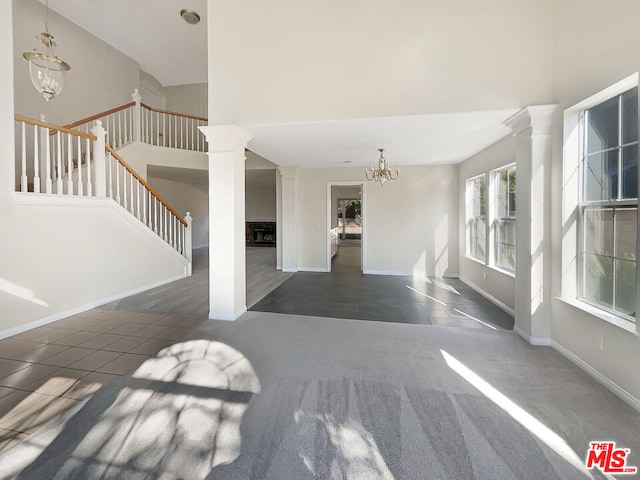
(42, 1, 520, 168)
(44, 0, 207, 86)
(244, 109, 519, 168)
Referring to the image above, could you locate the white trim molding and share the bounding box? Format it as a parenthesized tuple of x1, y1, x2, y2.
(551, 341, 640, 413)
(459, 276, 515, 317)
(0, 274, 186, 341)
(209, 306, 247, 321)
(298, 267, 329, 273)
(513, 325, 551, 346)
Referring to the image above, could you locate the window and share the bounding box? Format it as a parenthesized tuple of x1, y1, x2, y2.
(579, 87, 638, 321)
(466, 174, 486, 262)
(493, 164, 516, 273)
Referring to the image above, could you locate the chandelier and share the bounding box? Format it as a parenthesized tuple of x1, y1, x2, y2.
(365, 148, 399, 185)
(22, 0, 71, 102)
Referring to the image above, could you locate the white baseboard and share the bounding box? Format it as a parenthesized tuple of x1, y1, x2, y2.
(363, 269, 409, 276)
(209, 306, 246, 321)
(513, 325, 551, 346)
(0, 274, 186, 341)
(298, 267, 329, 273)
(458, 276, 515, 317)
(282, 268, 298, 273)
(551, 341, 640, 413)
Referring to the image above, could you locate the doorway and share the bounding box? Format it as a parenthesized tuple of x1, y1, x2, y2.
(327, 182, 365, 273)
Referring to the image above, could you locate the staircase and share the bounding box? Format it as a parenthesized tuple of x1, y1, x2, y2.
(13, 90, 207, 272)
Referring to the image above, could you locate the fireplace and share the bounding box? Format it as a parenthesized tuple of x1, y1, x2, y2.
(246, 222, 276, 247)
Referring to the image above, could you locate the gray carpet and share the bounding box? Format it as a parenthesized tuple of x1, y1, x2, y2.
(1, 312, 638, 479)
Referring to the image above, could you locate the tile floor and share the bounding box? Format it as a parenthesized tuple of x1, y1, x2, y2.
(0, 308, 203, 454)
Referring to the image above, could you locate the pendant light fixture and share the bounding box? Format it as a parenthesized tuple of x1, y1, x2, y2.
(23, 0, 71, 102)
(365, 148, 399, 185)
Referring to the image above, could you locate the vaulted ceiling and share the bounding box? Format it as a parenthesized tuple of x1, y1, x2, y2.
(41, 0, 554, 167)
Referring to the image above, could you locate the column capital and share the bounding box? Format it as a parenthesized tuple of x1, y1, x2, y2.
(278, 166, 299, 180)
(199, 125, 253, 152)
(504, 105, 557, 137)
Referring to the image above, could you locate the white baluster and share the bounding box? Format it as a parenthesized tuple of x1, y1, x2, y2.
(86, 134, 92, 196)
(116, 161, 121, 204)
(161, 206, 166, 241)
(134, 181, 139, 218)
(20, 122, 27, 192)
(56, 132, 63, 194)
(185, 212, 193, 273)
(123, 107, 128, 145)
(129, 171, 134, 214)
(77, 135, 83, 196)
(162, 113, 167, 147)
(118, 111, 123, 147)
(142, 185, 147, 224)
(33, 125, 41, 193)
(107, 152, 113, 198)
(154, 196, 158, 234)
(180, 117, 184, 148)
(122, 165, 127, 209)
(91, 121, 107, 197)
(172, 216, 177, 248)
(132, 90, 142, 143)
(67, 134, 73, 195)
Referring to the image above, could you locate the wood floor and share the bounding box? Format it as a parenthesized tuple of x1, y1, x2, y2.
(251, 246, 514, 329)
(101, 247, 293, 317)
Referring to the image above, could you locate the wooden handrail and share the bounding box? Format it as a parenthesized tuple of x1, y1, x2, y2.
(105, 145, 188, 227)
(15, 114, 97, 141)
(141, 103, 208, 122)
(63, 102, 136, 130)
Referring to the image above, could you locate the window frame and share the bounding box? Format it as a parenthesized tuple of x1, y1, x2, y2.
(577, 90, 638, 322)
(562, 72, 639, 334)
(491, 163, 516, 274)
(466, 174, 487, 263)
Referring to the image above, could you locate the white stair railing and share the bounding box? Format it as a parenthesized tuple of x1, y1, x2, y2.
(63, 101, 136, 152)
(15, 114, 96, 196)
(105, 144, 193, 259)
(13, 115, 193, 264)
(140, 101, 207, 152)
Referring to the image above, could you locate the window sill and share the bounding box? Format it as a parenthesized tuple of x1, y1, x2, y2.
(464, 255, 487, 266)
(488, 265, 516, 278)
(556, 297, 639, 336)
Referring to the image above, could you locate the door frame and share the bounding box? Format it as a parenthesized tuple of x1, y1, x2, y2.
(326, 181, 366, 273)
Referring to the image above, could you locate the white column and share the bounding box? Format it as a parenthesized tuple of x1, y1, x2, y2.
(276, 168, 283, 270)
(184, 211, 193, 276)
(199, 124, 252, 321)
(92, 120, 107, 197)
(504, 105, 556, 345)
(132, 89, 142, 143)
(0, 0, 13, 202)
(278, 166, 298, 273)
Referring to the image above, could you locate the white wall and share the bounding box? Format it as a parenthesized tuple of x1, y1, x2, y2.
(0, 199, 188, 337)
(165, 83, 207, 118)
(13, 0, 140, 125)
(117, 142, 208, 181)
(210, 0, 553, 124)
(139, 70, 167, 110)
(458, 136, 515, 311)
(296, 166, 458, 277)
(549, 0, 640, 402)
(148, 177, 209, 248)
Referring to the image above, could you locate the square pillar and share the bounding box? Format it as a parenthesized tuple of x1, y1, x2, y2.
(199, 125, 253, 320)
(504, 105, 557, 345)
(276, 168, 283, 270)
(278, 166, 298, 272)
